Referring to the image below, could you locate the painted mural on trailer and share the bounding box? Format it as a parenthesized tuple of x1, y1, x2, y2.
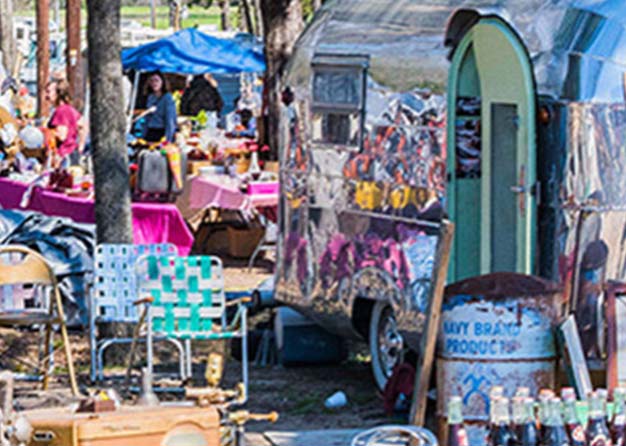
(277, 74, 446, 347)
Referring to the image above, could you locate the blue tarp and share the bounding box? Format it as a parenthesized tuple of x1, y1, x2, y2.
(121, 28, 265, 74)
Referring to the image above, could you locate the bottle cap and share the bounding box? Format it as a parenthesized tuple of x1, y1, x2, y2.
(561, 387, 576, 401)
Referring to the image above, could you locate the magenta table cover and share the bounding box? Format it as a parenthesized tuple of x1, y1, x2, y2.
(0, 178, 194, 255)
(188, 176, 279, 211)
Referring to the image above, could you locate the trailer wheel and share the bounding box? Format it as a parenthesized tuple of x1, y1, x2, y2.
(369, 301, 404, 390)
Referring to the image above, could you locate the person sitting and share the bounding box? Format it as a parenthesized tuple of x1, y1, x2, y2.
(180, 73, 224, 118)
(142, 71, 177, 143)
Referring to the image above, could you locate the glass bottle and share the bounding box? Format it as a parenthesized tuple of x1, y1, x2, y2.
(490, 386, 505, 420)
(540, 397, 570, 446)
(587, 391, 613, 446)
(538, 390, 555, 441)
(513, 396, 538, 446)
(611, 388, 626, 446)
(490, 397, 516, 446)
(562, 394, 586, 446)
(516, 388, 531, 398)
(561, 388, 576, 402)
(248, 149, 261, 180)
(598, 389, 610, 424)
(448, 396, 469, 446)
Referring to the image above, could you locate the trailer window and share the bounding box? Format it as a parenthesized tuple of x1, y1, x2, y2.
(311, 53, 369, 149)
(311, 112, 360, 146)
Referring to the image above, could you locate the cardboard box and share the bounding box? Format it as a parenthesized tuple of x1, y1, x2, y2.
(187, 160, 213, 176)
(264, 161, 279, 173)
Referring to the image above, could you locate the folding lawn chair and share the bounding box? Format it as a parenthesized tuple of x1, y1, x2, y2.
(136, 255, 248, 397)
(89, 243, 181, 382)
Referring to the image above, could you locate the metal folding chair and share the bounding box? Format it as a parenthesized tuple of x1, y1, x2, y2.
(136, 255, 248, 397)
(0, 245, 78, 396)
(89, 243, 181, 382)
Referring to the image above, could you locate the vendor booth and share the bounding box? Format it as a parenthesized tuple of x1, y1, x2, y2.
(122, 28, 277, 260)
(121, 27, 265, 123)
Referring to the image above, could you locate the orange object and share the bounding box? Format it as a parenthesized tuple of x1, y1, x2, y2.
(41, 127, 57, 152)
(23, 405, 220, 446)
(163, 145, 183, 190)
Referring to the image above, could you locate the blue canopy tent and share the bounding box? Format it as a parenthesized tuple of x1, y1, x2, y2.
(121, 28, 266, 74)
(121, 28, 265, 124)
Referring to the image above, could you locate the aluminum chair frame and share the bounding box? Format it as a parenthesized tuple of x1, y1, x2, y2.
(89, 243, 183, 382)
(248, 219, 277, 271)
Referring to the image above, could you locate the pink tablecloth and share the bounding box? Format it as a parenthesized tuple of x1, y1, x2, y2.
(188, 176, 279, 212)
(0, 178, 194, 255)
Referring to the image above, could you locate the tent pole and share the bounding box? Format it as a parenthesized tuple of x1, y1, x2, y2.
(127, 70, 141, 135)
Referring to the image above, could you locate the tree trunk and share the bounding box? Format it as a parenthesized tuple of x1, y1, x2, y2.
(260, 0, 303, 159)
(252, 0, 263, 37)
(219, 0, 230, 31)
(36, 0, 49, 117)
(312, 0, 322, 11)
(87, 0, 133, 244)
(53, 0, 60, 30)
(169, 0, 182, 30)
(150, 0, 157, 29)
(241, 0, 254, 35)
(66, 0, 83, 111)
(0, 0, 16, 75)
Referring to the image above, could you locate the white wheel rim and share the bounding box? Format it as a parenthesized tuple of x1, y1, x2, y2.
(377, 309, 404, 379)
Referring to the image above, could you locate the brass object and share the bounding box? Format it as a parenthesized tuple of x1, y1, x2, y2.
(205, 353, 224, 388)
(186, 383, 245, 408)
(228, 410, 279, 426)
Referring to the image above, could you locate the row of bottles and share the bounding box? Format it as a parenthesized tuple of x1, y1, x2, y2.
(447, 387, 626, 446)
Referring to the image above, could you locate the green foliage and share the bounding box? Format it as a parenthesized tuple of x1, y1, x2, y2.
(301, 0, 315, 21)
(302, 0, 327, 22)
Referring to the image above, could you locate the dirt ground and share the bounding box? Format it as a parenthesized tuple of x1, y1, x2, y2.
(0, 258, 398, 433)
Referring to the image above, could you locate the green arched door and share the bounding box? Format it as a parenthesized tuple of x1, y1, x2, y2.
(447, 18, 537, 282)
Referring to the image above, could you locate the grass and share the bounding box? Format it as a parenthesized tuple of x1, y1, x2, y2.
(15, 5, 239, 31)
(122, 5, 233, 30)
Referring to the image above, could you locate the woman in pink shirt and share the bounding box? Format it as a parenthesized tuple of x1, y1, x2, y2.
(45, 79, 86, 168)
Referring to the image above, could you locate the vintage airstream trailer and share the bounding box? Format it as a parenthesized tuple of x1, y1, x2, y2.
(275, 0, 626, 389)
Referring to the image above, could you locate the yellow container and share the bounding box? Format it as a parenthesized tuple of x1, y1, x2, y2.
(355, 181, 383, 210)
(389, 184, 413, 210)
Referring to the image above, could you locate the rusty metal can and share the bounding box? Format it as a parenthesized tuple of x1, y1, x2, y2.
(437, 273, 562, 446)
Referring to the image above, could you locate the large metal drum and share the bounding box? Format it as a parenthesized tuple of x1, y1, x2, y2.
(437, 273, 562, 446)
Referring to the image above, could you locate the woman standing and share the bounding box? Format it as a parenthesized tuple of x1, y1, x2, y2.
(143, 72, 177, 143)
(45, 79, 86, 167)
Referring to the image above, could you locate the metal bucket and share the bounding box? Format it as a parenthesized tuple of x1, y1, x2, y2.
(436, 273, 562, 446)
